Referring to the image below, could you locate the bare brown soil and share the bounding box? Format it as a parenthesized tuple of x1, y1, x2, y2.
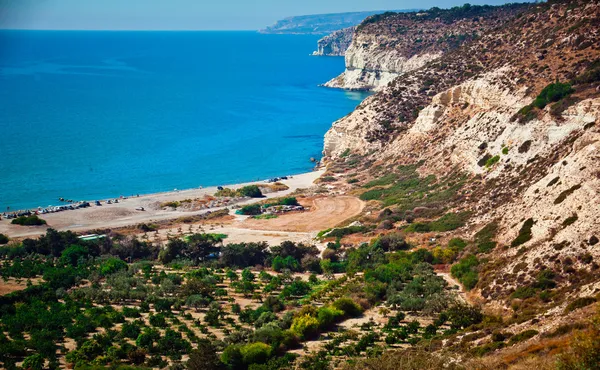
(0, 278, 40, 296)
(241, 196, 364, 232)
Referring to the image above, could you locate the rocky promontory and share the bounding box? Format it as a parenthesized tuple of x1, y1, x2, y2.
(324, 5, 527, 91)
(312, 27, 355, 56)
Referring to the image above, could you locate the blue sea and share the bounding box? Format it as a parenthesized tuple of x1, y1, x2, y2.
(0, 31, 367, 210)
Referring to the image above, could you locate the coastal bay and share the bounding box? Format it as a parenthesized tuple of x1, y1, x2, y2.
(0, 31, 368, 211)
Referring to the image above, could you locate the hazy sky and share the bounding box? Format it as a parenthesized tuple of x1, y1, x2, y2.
(0, 0, 536, 30)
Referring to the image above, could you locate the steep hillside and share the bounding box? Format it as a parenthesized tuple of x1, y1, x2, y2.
(324, 4, 531, 91)
(312, 27, 355, 56)
(321, 0, 600, 364)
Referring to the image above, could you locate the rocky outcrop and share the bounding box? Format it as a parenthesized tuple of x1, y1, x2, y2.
(324, 32, 442, 90)
(312, 27, 355, 56)
(324, 4, 529, 91)
(322, 0, 600, 311)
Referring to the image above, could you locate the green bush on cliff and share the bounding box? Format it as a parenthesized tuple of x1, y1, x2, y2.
(485, 155, 500, 168)
(532, 82, 574, 109)
(516, 82, 575, 122)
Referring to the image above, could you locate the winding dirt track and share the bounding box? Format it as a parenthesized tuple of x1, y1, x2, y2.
(240, 196, 364, 232)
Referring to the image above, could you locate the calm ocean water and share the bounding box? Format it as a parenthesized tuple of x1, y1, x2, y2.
(0, 31, 367, 210)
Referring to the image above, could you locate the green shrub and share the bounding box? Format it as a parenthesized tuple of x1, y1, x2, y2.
(280, 280, 311, 298)
(0, 233, 9, 245)
(534, 270, 556, 290)
(149, 314, 167, 328)
(99, 258, 128, 276)
(374, 233, 411, 251)
(239, 204, 262, 216)
(485, 155, 500, 168)
(565, 297, 597, 313)
(511, 286, 537, 299)
(253, 214, 277, 220)
(516, 105, 537, 122)
(477, 241, 497, 254)
(364, 173, 399, 188)
(241, 342, 271, 364)
(138, 223, 158, 232)
(322, 225, 370, 239)
(405, 212, 470, 233)
(516, 82, 575, 123)
(451, 255, 479, 290)
(215, 187, 237, 197)
(280, 197, 299, 206)
(511, 270, 556, 300)
(121, 321, 142, 339)
(272, 256, 300, 272)
(444, 303, 483, 330)
(404, 223, 431, 233)
(502, 147, 509, 155)
(360, 164, 467, 211)
(316, 307, 344, 329)
(461, 271, 479, 291)
(532, 82, 574, 109)
(11, 215, 47, 226)
(22, 354, 44, 370)
(332, 298, 363, 317)
(238, 185, 263, 198)
(263, 197, 299, 208)
(290, 315, 320, 339)
(221, 345, 244, 369)
(60, 245, 90, 266)
(472, 341, 504, 357)
(316, 228, 332, 239)
(508, 330, 538, 344)
(428, 212, 470, 232)
(511, 218, 534, 247)
(448, 238, 467, 250)
(473, 221, 498, 253)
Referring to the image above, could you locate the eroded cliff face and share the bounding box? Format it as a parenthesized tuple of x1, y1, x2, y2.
(312, 27, 355, 56)
(322, 0, 600, 316)
(324, 32, 441, 90)
(324, 4, 527, 91)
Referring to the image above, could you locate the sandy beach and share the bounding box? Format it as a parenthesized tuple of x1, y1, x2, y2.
(0, 170, 326, 238)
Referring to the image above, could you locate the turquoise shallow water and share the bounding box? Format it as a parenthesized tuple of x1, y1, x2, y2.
(0, 31, 367, 210)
